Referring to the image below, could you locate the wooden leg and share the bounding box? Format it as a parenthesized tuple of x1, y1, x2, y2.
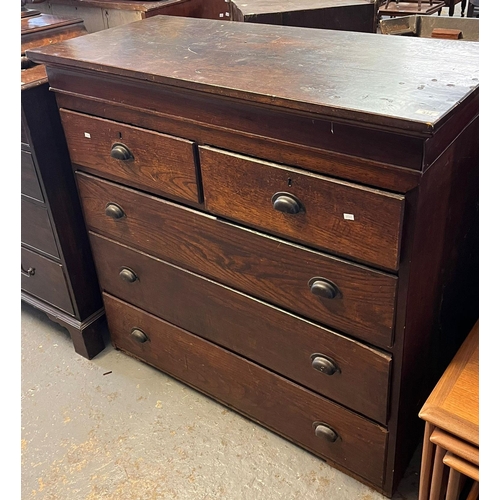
(429, 445, 446, 500)
(461, 0, 467, 16)
(448, 1, 455, 16)
(445, 467, 461, 500)
(419, 423, 436, 500)
(465, 481, 479, 500)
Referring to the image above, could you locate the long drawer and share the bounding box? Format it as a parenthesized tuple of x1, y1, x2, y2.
(103, 292, 388, 486)
(21, 246, 74, 314)
(90, 232, 392, 423)
(21, 150, 44, 202)
(60, 109, 200, 204)
(77, 172, 397, 347)
(200, 146, 405, 271)
(21, 198, 59, 259)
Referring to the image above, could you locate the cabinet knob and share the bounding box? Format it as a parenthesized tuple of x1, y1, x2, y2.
(110, 143, 134, 161)
(271, 192, 303, 214)
(311, 354, 338, 376)
(130, 328, 149, 344)
(308, 278, 339, 300)
(21, 265, 36, 277)
(313, 422, 339, 443)
(119, 267, 138, 283)
(105, 203, 125, 220)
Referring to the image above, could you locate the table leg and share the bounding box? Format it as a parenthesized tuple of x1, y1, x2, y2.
(445, 466, 461, 500)
(461, 0, 467, 16)
(419, 423, 436, 500)
(465, 481, 479, 500)
(429, 445, 446, 500)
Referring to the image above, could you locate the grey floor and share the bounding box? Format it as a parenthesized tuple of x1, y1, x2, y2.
(21, 302, 421, 500)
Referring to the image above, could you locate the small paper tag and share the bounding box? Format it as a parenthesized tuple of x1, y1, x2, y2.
(84, 132, 91, 138)
(343, 214, 355, 221)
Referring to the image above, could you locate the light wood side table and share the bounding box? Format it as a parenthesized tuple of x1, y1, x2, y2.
(418, 320, 479, 500)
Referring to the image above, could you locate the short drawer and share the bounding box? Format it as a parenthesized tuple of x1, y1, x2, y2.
(21, 150, 44, 202)
(21, 198, 59, 259)
(104, 292, 388, 486)
(200, 146, 405, 271)
(91, 232, 392, 423)
(21, 246, 74, 315)
(77, 172, 397, 347)
(60, 109, 200, 204)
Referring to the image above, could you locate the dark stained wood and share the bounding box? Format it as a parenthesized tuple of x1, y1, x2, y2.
(26, 16, 479, 135)
(21, 151, 44, 202)
(91, 233, 392, 423)
(104, 292, 389, 485)
(60, 110, 200, 203)
(76, 172, 398, 347)
(37, 0, 198, 12)
(21, 246, 74, 315)
(200, 146, 405, 271)
(21, 198, 59, 258)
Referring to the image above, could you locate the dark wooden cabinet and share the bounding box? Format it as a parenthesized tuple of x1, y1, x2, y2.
(27, 16, 479, 496)
(21, 13, 106, 359)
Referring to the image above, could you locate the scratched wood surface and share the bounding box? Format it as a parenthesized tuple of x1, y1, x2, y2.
(235, 0, 374, 15)
(26, 15, 479, 134)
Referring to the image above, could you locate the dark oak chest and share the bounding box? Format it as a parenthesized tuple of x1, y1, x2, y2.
(27, 17, 479, 495)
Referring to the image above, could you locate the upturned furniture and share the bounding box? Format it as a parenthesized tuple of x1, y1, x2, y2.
(418, 321, 479, 500)
(27, 16, 479, 496)
(22, 12, 106, 359)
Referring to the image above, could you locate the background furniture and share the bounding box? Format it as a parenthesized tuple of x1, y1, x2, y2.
(28, 16, 479, 496)
(418, 321, 479, 500)
(21, 12, 106, 359)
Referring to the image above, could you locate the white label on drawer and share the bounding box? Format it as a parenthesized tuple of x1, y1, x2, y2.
(84, 132, 91, 138)
(343, 213, 355, 220)
(219, 13, 224, 17)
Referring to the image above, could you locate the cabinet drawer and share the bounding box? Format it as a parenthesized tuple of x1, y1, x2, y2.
(200, 146, 405, 271)
(104, 292, 388, 486)
(21, 198, 59, 258)
(21, 246, 74, 315)
(21, 150, 44, 202)
(91, 233, 392, 423)
(60, 109, 200, 204)
(78, 172, 397, 347)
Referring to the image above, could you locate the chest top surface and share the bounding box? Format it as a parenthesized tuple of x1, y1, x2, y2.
(235, 0, 375, 15)
(26, 15, 479, 134)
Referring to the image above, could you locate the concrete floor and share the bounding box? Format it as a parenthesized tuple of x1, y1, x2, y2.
(21, 302, 421, 500)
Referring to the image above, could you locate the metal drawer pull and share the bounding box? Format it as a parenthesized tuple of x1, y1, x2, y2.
(308, 278, 339, 299)
(271, 192, 303, 214)
(313, 422, 339, 443)
(21, 265, 36, 277)
(310, 353, 338, 376)
(105, 203, 125, 220)
(130, 328, 149, 344)
(119, 267, 138, 283)
(110, 143, 134, 161)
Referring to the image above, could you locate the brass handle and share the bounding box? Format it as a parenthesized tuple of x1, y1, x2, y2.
(110, 143, 134, 161)
(119, 267, 138, 283)
(271, 192, 303, 214)
(21, 265, 36, 277)
(311, 354, 338, 376)
(105, 203, 125, 220)
(308, 278, 339, 300)
(130, 328, 149, 344)
(313, 422, 339, 443)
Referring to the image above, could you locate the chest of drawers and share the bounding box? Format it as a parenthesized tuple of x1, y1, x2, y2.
(27, 16, 479, 496)
(22, 13, 105, 359)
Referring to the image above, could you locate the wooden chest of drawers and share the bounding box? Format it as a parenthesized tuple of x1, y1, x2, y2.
(27, 16, 479, 496)
(22, 13, 105, 359)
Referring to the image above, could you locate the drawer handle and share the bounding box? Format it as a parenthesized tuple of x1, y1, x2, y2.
(308, 278, 339, 300)
(130, 328, 149, 344)
(105, 203, 125, 220)
(110, 143, 134, 161)
(119, 267, 138, 283)
(313, 422, 339, 443)
(21, 265, 36, 277)
(271, 192, 303, 215)
(310, 354, 338, 376)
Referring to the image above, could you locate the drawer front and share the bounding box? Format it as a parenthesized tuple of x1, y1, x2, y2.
(91, 232, 392, 423)
(60, 109, 200, 204)
(21, 198, 59, 259)
(21, 118, 29, 146)
(21, 150, 44, 202)
(200, 146, 405, 271)
(78, 172, 397, 347)
(21, 246, 74, 315)
(104, 292, 388, 486)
